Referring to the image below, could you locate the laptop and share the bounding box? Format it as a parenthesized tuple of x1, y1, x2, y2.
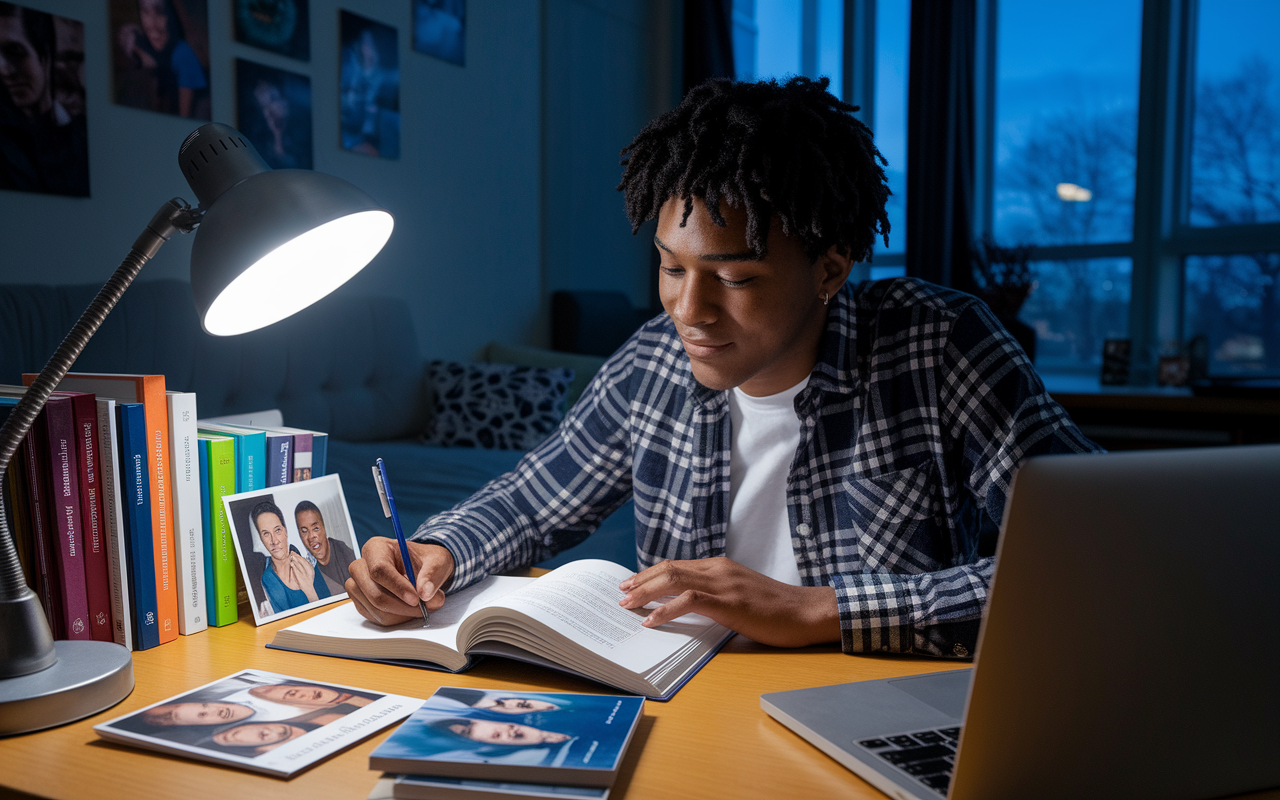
(762, 445, 1280, 800)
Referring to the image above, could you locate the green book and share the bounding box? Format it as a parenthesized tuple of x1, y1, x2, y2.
(198, 434, 238, 627)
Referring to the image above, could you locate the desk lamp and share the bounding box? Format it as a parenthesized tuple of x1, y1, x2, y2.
(0, 123, 394, 736)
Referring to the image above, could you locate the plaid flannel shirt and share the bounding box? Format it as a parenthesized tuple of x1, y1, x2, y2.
(413, 278, 1100, 658)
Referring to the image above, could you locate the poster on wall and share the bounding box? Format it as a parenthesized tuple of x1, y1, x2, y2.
(233, 0, 309, 62)
(110, 0, 211, 120)
(0, 3, 90, 196)
(338, 10, 399, 160)
(235, 59, 312, 170)
(412, 0, 464, 66)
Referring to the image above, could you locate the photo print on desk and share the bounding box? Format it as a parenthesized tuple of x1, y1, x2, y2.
(234, 0, 309, 61)
(339, 10, 399, 159)
(225, 473, 356, 625)
(0, 2, 90, 196)
(95, 669, 421, 777)
(412, 0, 465, 66)
(109, 0, 210, 120)
(235, 58, 312, 170)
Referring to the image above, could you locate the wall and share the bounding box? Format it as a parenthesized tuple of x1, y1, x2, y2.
(0, 0, 543, 361)
(541, 0, 680, 321)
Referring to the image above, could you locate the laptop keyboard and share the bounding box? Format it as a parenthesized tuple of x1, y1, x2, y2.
(857, 726, 961, 795)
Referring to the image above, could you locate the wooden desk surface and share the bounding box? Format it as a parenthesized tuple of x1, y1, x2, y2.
(3, 603, 1278, 800)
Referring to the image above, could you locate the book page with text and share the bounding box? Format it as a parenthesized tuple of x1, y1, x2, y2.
(477, 560, 724, 674)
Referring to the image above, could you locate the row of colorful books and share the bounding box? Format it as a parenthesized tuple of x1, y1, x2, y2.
(0, 373, 326, 650)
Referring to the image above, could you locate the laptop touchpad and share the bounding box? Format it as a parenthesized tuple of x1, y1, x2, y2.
(887, 669, 972, 720)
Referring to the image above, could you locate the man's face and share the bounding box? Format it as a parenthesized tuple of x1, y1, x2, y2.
(249, 684, 351, 708)
(449, 720, 570, 745)
(256, 512, 288, 561)
(213, 722, 303, 747)
(152, 701, 254, 725)
(0, 16, 49, 115)
(296, 510, 330, 565)
(656, 197, 841, 397)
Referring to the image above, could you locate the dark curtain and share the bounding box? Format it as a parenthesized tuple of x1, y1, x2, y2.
(683, 0, 736, 95)
(906, 0, 977, 294)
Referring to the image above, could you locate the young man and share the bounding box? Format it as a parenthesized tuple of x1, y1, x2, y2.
(346, 77, 1099, 657)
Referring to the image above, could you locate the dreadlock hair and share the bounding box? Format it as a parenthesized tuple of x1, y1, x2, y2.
(618, 76, 890, 263)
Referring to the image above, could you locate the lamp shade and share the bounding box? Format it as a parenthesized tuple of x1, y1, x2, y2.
(180, 124, 394, 336)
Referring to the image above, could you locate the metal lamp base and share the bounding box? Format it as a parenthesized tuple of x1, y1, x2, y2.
(0, 640, 134, 736)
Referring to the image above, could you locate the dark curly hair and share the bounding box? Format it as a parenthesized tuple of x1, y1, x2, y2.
(617, 76, 890, 263)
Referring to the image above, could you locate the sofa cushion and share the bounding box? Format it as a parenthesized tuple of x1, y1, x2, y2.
(425, 361, 572, 450)
(481, 341, 606, 410)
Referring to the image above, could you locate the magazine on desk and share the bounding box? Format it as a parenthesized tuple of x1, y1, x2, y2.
(93, 669, 421, 777)
(268, 559, 734, 701)
(370, 687, 643, 788)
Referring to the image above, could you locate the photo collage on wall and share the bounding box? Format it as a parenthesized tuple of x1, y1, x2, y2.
(0, 1, 469, 196)
(0, 2, 90, 196)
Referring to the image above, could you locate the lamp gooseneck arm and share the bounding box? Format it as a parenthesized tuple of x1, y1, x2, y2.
(0, 199, 200, 652)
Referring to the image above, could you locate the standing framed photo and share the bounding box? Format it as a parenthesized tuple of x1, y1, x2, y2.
(225, 474, 356, 625)
(412, 0, 464, 66)
(235, 58, 312, 169)
(338, 10, 399, 159)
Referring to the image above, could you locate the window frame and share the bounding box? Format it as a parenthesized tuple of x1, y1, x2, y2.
(975, 0, 1280, 384)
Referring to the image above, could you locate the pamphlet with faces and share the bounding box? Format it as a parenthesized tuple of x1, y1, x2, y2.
(93, 669, 421, 777)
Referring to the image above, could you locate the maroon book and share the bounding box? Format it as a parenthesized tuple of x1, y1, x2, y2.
(23, 422, 62, 637)
(35, 395, 92, 640)
(58, 391, 113, 641)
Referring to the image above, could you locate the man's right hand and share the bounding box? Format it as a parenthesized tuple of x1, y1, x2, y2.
(345, 539, 455, 626)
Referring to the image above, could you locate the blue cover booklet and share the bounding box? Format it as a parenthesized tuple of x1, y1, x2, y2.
(369, 688, 645, 788)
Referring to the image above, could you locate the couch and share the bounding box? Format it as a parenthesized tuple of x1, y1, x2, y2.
(0, 279, 637, 569)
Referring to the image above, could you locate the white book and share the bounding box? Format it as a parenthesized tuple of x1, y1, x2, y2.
(270, 560, 733, 700)
(166, 391, 206, 635)
(96, 398, 133, 651)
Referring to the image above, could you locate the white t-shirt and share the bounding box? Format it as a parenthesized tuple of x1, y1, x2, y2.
(725, 378, 807, 586)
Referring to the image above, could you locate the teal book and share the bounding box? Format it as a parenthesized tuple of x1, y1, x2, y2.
(196, 422, 266, 492)
(117, 402, 160, 650)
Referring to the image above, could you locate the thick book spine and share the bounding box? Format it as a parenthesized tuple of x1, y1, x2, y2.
(265, 433, 292, 487)
(198, 438, 215, 625)
(202, 436, 238, 626)
(33, 374, 179, 644)
(66, 393, 113, 642)
(167, 392, 206, 635)
(118, 403, 160, 650)
(98, 399, 134, 650)
(38, 396, 91, 640)
(24, 413, 60, 635)
(290, 432, 312, 482)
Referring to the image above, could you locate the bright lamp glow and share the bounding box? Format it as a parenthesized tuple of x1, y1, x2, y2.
(1056, 182, 1093, 202)
(203, 210, 394, 336)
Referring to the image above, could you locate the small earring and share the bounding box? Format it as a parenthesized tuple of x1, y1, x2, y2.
(821, 292, 830, 306)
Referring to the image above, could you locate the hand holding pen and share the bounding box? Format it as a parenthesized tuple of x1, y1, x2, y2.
(370, 458, 434, 627)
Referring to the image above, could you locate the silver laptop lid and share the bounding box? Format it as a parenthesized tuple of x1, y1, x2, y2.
(952, 445, 1280, 800)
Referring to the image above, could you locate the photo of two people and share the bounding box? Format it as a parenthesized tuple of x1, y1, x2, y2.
(102, 671, 385, 759)
(226, 474, 357, 625)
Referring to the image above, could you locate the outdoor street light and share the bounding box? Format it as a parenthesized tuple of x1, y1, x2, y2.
(0, 123, 393, 736)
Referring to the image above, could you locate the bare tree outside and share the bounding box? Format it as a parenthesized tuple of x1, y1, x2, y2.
(1186, 57, 1280, 374)
(997, 109, 1135, 371)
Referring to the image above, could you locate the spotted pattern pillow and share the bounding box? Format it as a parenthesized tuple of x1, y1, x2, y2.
(425, 361, 574, 450)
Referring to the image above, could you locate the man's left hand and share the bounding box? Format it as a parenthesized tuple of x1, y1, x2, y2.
(618, 557, 841, 648)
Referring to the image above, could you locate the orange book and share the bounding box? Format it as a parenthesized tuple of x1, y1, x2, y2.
(25, 373, 179, 644)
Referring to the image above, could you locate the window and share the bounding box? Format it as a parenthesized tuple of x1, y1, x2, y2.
(733, 0, 908, 278)
(979, 0, 1280, 382)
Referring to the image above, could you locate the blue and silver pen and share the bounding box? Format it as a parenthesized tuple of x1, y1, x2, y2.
(372, 458, 429, 627)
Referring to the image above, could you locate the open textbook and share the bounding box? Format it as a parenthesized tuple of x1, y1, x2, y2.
(269, 560, 734, 700)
